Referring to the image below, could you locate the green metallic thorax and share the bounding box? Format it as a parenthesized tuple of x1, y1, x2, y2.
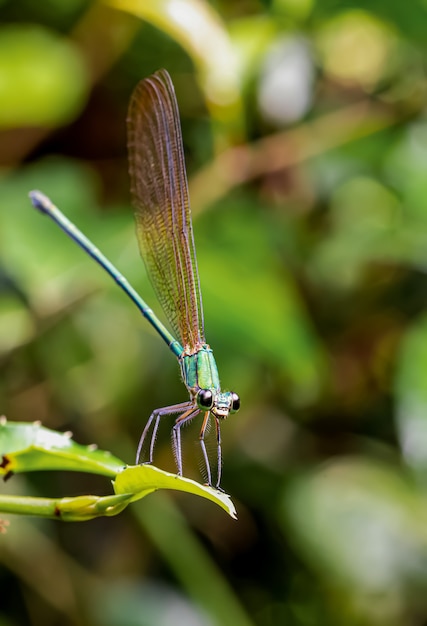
(179, 344, 220, 394)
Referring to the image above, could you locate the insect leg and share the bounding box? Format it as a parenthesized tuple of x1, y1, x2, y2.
(136, 401, 194, 464)
(199, 411, 212, 487)
(172, 407, 200, 476)
(214, 416, 222, 490)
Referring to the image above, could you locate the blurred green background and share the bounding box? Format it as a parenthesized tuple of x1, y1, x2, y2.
(1, 0, 427, 624)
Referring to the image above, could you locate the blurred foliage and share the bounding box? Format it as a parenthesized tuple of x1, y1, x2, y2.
(1, 0, 427, 625)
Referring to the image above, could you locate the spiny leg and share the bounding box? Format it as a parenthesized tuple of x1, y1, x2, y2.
(172, 407, 200, 476)
(149, 414, 161, 463)
(199, 411, 212, 487)
(136, 401, 194, 464)
(214, 416, 222, 490)
(136, 411, 156, 464)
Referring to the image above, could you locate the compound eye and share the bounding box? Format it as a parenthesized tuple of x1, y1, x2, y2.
(230, 392, 240, 413)
(197, 389, 214, 409)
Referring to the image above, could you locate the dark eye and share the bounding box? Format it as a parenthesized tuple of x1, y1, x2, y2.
(197, 389, 214, 409)
(230, 392, 240, 413)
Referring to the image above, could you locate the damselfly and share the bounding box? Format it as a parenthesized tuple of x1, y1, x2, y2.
(30, 69, 240, 489)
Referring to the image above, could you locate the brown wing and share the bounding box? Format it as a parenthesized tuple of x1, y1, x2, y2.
(127, 69, 205, 351)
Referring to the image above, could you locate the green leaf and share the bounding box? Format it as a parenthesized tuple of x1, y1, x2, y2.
(0, 420, 237, 519)
(114, 464, 237, 519)
(0, 418, 124, 477)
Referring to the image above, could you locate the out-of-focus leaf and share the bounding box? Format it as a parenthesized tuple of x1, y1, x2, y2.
(105, 0, 242, 129)
(310, 176, 403, 288)
(0, 158, 130, 302)
(0, 25, 88, 128)
(198, 196, 326, 405)
(283, 457, 427, 594)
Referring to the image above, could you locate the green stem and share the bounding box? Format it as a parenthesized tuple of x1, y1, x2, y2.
(0, 493, 131, 521)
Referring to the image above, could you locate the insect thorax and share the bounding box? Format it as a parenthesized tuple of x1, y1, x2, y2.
(179, 344, 220, 394)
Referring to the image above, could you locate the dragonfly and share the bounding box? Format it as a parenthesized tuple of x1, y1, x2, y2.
(29, 69, 240, 489)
